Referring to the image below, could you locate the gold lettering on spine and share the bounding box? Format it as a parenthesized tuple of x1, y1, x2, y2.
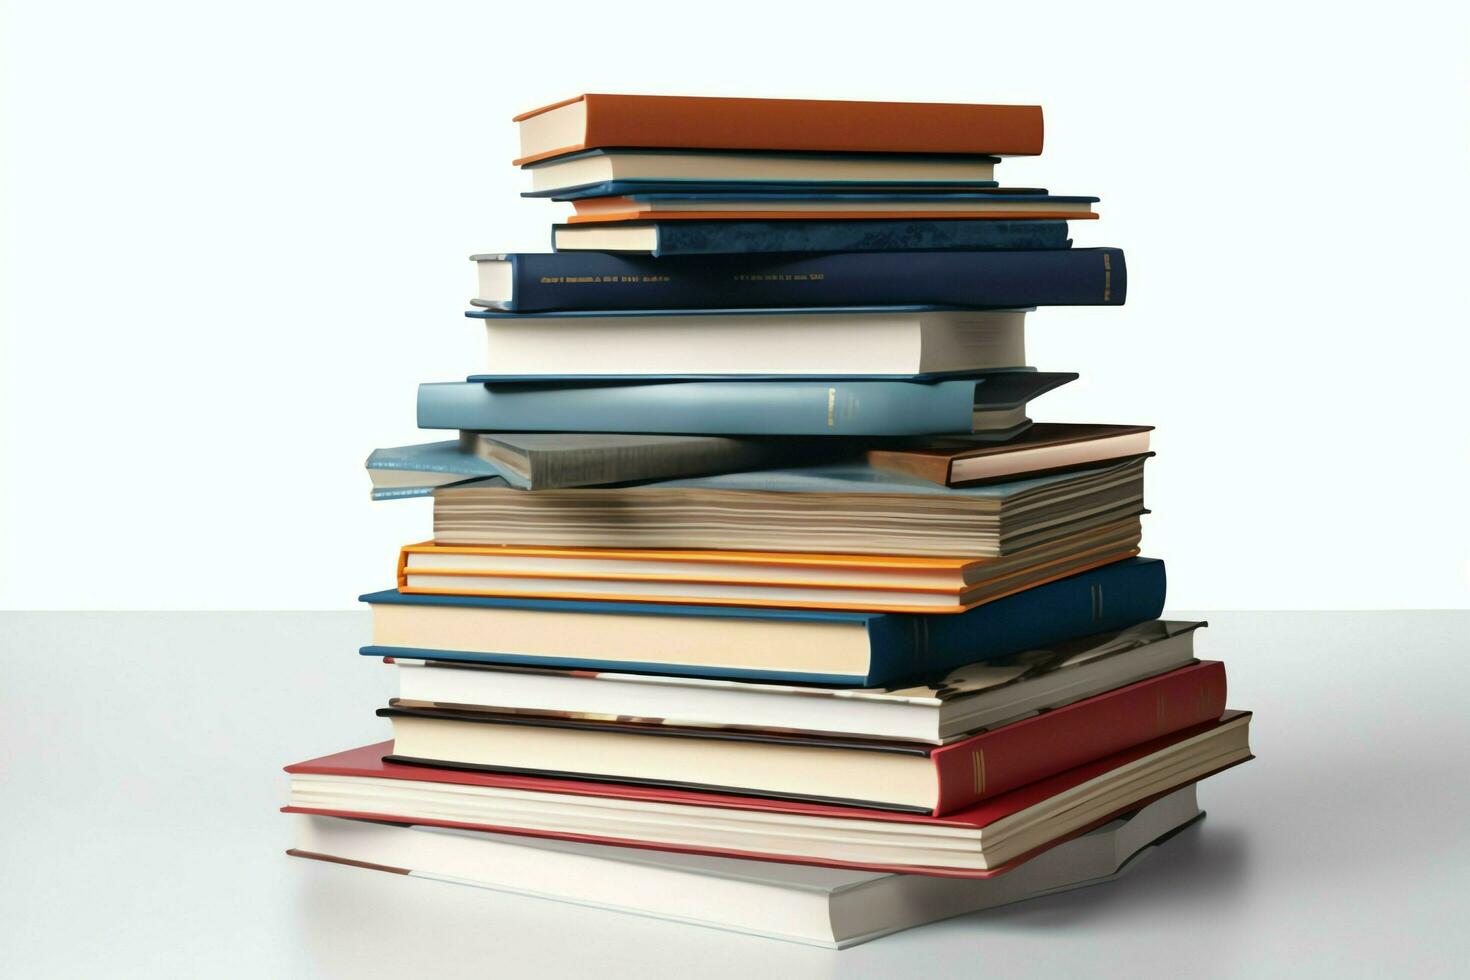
(826, 388, 836, 427)
(972, 750, 987, 795)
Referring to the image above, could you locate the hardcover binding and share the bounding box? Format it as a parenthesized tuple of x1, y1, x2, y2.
(512, 94, 1045, 166)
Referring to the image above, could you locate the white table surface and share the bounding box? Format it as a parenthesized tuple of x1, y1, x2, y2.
(2, 610, 1467, 977)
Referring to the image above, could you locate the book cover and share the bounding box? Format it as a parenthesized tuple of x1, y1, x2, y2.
(512, 94, 1045, 165)
(470, 249, 1123, 312)
(360, 557, 1168, 686)
(866, 423, 1156, 486)
(374, 662, 1225, 814)
(282, 712, 1251, 878)
(416, 372, 1077, 438)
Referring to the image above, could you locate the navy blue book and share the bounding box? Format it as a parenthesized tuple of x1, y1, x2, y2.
(469, 248, 1124, 313)
(550, 219, 1072, 256)
(417, 372, 1077, 437)
(359, 559, 1166, 686)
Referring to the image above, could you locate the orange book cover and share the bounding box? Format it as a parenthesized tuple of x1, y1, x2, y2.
(513, 94, 1044, 166)
(393, 540, 1141, 614)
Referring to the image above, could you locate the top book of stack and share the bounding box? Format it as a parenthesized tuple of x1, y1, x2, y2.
(513, 94, 1045, 165)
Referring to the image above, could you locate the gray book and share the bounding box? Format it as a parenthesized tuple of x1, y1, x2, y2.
(468, 431, 811, 490)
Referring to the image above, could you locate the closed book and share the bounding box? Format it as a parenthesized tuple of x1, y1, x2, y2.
(513, 94, 1044, 166)
(550, 219, 1071, 256)
(867, 423, 1156, 486)
(366, 433, 827, 498)
(565, 190, 1097, 224)
(470, 249, 1123, 312)
(359, 558, 1167, 686)
(288, 787, 1202, 949)
(282, 711, 1253, 876)
(431, 456, 1148, 557)
(529, 179, 1007, 200)
(467, 307, 1029, 380)
(525, 148, 1002, 196)
(390, 620, 1203, 744)
(416, 372, 1075, 438)
(394, 517, 1142, 613)
(378, 662, 1226, 815)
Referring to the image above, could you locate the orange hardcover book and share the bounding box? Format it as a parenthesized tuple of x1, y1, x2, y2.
(395, 518, 1142, 613)
(513, 94, 1044, 166)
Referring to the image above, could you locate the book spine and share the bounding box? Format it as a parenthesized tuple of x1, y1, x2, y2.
(417, 380, 981, 436)
(487, 249, 1124, 312)
(929, 661, 1227, 815)
(862, 558, 1167, 685)
(558, 220, 1072, 256)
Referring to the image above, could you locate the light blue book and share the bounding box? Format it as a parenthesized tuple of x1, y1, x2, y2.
(417, 372, 1076, 438)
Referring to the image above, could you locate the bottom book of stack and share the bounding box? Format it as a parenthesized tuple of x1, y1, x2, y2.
(290, 785, 1202, 949)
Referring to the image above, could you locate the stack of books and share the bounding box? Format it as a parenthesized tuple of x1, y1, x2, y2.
(283, 93, 1254, 949)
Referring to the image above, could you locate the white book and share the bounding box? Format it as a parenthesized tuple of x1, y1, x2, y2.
(289, 786, 1202, 949)
(391, 621, 1201, 744)
(472, 307, 1027, 378)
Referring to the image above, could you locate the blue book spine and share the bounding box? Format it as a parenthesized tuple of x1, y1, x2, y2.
(571, 219, 1074, 257)
(861, 558, 1167, 684)
(480, 248, 1124, 312)
(357, 559, 1166, 686)
(416, 373, 1074, 437)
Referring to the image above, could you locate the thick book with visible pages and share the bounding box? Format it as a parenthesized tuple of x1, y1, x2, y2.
(417, 372, 1076, 438)
(867, 423, 1156, 486)
(549, 219, 1071, 255)
(393, 517, 1142, 613)
(378, 662, 1226, 814)
(430, 456, 1146, 557)
(389, 621, 1204, 744)
(468, 249, 1122, 312)
(283, 711, 1252, 876)
(513, 94, 1045, 165)
(467, 307, 1029, 379)
(360, 558, 1167, 686)
(288, 787, 1203, 949)
(524, 148, 1003, 195)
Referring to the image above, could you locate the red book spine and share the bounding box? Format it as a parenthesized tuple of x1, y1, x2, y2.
(931, 661, 1227, 815)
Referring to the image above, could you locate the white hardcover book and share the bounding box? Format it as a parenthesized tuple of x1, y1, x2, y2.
(290, 786, 1202, 949)
(474, 308, 1026, 378)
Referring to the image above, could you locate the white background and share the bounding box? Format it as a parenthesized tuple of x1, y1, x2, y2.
(2, 0, 1467, 610)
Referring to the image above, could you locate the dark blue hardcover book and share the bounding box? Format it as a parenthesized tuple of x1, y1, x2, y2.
(470, 248, 1125, 312)
(416, 372, 1076, 437)
(528, 179, 1004, 199)
(550, 219, 1072, 256)
(359, 559, 1166, 686)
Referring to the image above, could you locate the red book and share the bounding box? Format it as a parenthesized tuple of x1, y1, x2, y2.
(375, 661, 1228, 815)
(283, 711, 1253, 878)
(512, 94, 1045, 166)
(931, 660, 1227, 812)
